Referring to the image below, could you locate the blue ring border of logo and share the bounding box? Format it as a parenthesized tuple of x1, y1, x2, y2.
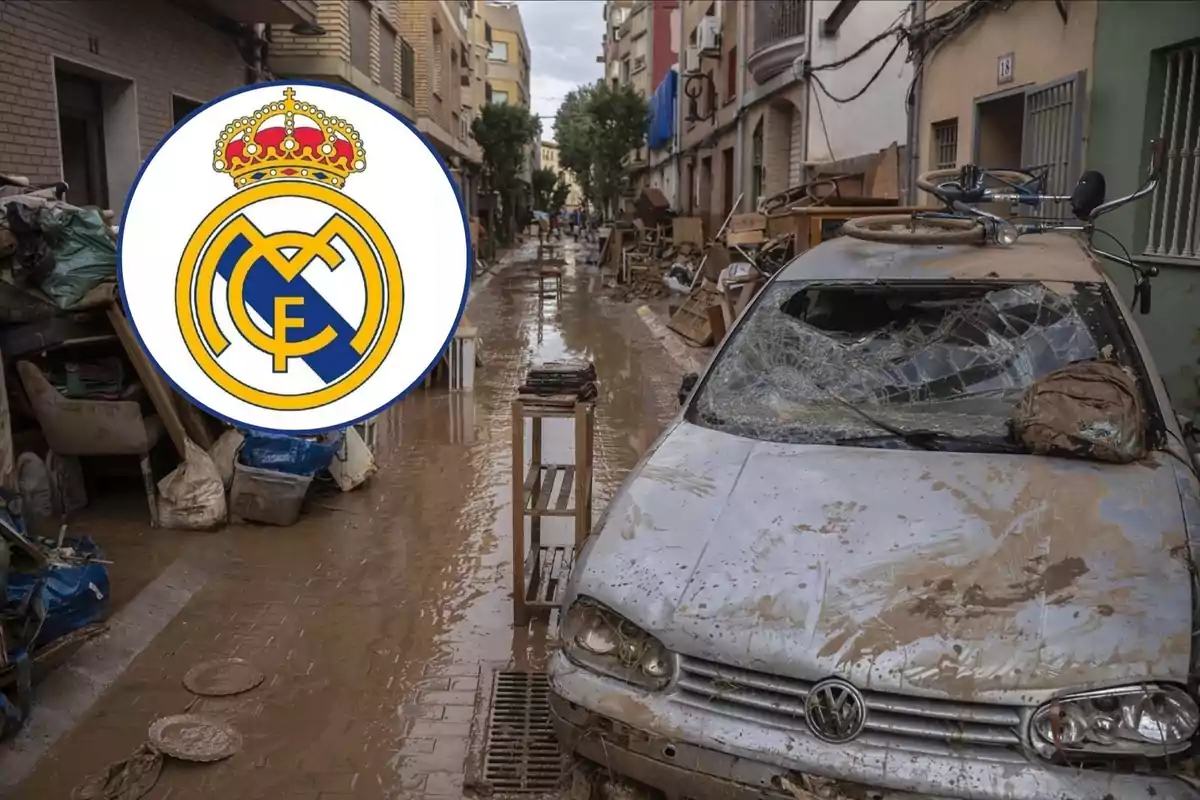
(116, 78, 472, 435)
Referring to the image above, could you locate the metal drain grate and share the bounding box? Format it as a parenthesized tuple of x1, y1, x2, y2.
(482, 671, 564, 795)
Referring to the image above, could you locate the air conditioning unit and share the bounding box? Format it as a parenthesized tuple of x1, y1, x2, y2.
(683, 46, 702, 75)
(698, 17, 721, 55)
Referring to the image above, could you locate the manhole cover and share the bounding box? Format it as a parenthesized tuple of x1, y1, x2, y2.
(482, 671, 564, 795)
(148, 714, 242, 763)
(183, 658, 264, 697)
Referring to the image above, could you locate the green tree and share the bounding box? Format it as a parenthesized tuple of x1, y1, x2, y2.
(550, 178, 571, 215)
(554, 82, 649, 217)
(532, 168, 573, 217)
(531, 167, 558, 211)
(471, 103, 541, 242)
(555, 85, 597, 209)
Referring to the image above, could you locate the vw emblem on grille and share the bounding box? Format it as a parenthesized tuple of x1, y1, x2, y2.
(804, 678, 867, 743)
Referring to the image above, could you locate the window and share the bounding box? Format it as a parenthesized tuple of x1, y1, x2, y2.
(1146, 42, 1200, 261)
(932, 118, 958, 170)
(726, 46, 737, 102)
(489, 40, 509, 62)
(379, 20, 398, 94)
(350, 0, 373, 78)
(621, 58, 630, 84)
(400, 38, 415, 101)
(452, 112, 460, 139)
(172, 95, 202, 125)
(432, 21, 444, 97)
(632, 33, 646, 73)
(492, 90, 509, 105)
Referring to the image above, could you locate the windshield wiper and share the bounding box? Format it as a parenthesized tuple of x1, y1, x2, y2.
(835, 430, 1025, 453)
(816, 391, 939, 451)
(814, 388, 1023, 453)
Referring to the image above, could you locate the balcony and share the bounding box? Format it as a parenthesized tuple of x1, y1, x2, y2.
(747, 0, 807, 84)
(200, 0, 317, 25)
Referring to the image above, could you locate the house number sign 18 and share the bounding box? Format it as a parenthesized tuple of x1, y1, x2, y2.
(997, 53, 1015, 85)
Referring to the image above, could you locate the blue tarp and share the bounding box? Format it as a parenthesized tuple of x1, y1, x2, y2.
(239, 431, 343, 477)
(5, 537, 109, 651)
(648, 68, 678, 151)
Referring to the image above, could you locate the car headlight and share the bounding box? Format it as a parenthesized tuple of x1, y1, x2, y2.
(1030, 685, 1199, 757)
(562, 599, 675, 690)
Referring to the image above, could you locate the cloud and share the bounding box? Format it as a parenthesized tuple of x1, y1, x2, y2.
(517, 0, 605, 139)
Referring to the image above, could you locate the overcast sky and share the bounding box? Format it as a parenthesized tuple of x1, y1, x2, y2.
(517, 0, 606, 140)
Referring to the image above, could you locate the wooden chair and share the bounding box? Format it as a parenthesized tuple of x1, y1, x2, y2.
(16, 361, 163, 526)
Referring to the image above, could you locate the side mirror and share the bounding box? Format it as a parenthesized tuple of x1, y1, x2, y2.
(1070, 170, 1107, 220)
(678, 372, 699, 407)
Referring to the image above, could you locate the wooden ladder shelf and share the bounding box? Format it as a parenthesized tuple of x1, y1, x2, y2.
(510, 399, 595, 623)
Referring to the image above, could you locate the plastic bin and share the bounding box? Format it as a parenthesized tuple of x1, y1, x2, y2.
(229, 462, 312, 526)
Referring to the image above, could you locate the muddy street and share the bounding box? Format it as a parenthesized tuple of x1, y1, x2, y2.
(3, 240, 687, 799)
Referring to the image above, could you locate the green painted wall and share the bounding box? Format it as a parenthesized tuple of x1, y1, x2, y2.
(1088, 1, 1200, 419)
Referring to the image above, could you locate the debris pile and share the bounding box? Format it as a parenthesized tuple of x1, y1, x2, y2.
(1, 486, 110, 741)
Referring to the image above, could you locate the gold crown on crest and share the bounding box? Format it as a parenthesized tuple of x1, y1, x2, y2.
(213, 88, 366, 190)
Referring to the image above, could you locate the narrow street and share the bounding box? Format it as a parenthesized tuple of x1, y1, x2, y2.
(5, 240, 687, 799)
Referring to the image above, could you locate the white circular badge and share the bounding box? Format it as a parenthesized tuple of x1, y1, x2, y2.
(119, 81, 469, 433)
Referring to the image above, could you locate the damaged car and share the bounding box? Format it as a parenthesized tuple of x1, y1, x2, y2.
(549, 231, 1200, 800)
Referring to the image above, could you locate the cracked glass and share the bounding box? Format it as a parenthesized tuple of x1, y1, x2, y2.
(692, 281, 1131, 447)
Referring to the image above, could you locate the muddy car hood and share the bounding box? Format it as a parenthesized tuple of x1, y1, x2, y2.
(573, 422, 1196, 703)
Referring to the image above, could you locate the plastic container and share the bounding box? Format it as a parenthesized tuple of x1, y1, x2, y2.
(229, 462, 312, 526)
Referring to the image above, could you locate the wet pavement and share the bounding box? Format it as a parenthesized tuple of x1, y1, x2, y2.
(5, 239, 687, 799)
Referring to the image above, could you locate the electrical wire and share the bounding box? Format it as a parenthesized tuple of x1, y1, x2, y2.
(812, 84, 835, 161)
(808, 33, 906, 104)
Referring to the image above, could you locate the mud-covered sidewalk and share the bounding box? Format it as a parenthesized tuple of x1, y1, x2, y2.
(4, 240, 687, 799)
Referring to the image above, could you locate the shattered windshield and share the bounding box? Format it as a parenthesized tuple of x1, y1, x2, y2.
(691, 281, 1136, 448)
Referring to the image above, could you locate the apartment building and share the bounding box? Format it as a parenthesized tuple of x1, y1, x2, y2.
(482, 1, 530, 109)
(272, 0, 483, 212)
(601, 0, 679, 201)
(0, 0, 319, 215)
(602, 1, 911, 231)
(540, 139, 583, 209)
(481, 1, 536, 191)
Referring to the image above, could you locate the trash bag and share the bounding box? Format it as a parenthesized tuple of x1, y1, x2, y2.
(72, 743, 163, 800)
(208, 430, 245, 489)
(239, 431, 343, 477)
(1010, 361, 1146, 464)
(5, 537, 109, 649)
(157, 440, 226, 530)
(35, 202, 117, 309)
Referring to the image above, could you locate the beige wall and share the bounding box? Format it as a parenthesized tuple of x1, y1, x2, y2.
(917, 0, 1097, 179)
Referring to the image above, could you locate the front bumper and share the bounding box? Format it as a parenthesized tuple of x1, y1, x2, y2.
(549, 652, 1200, 800)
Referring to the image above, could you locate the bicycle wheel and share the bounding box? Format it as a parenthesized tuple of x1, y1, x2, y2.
(916, 169, 1039, 204)
(841, 214, 986, 245)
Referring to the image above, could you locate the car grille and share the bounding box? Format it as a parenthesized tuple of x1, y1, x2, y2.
(676, 657, 1027, 763)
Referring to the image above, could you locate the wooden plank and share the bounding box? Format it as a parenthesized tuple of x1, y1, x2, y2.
(728, 213, 767, 233)
(671, 216, 705, 247)
(174, 394, 213, 450)
(105, 303, 188, 459)
(523, 463, 539, 506)
(557, 465, 574, 510)
(537, 465, 555, 511)
(726, 229, 767, 246)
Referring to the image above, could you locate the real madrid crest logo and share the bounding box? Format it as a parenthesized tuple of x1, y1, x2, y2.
(119, 82, 470, 433)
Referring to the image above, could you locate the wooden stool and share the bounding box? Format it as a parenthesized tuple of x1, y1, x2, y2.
(511, 399, 595, 623)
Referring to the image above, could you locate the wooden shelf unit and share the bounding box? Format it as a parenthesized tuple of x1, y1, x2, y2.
(510, 399, 595, 623)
